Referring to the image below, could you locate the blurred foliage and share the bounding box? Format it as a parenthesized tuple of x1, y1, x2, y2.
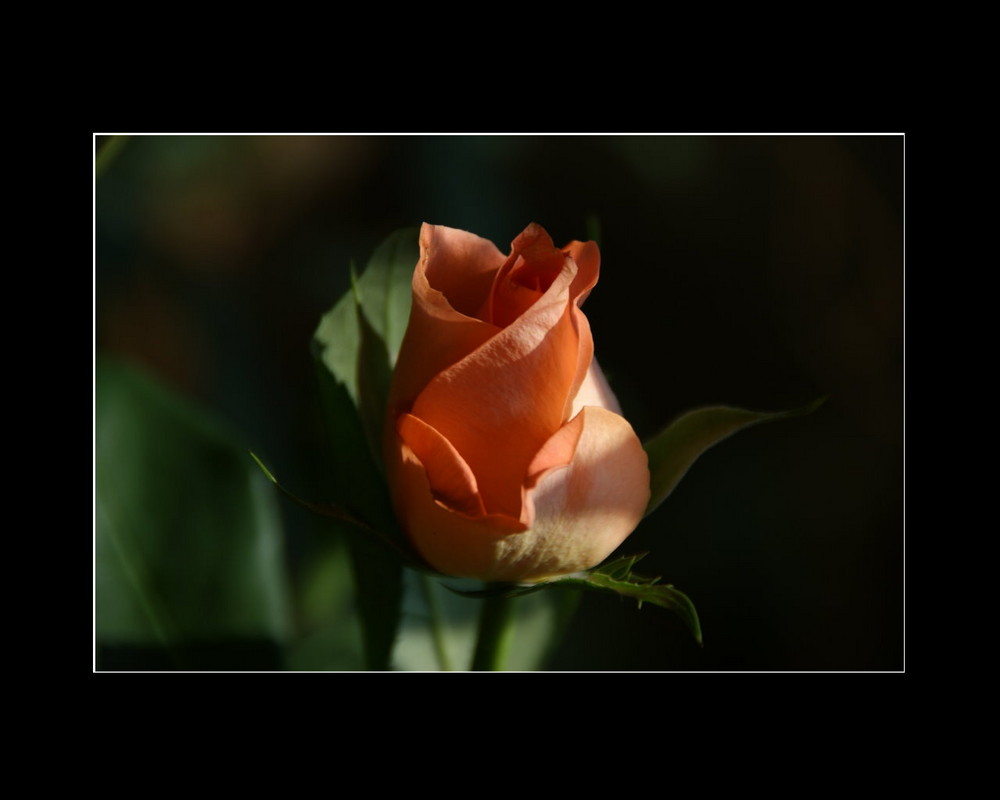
(96, 358, 293, 670)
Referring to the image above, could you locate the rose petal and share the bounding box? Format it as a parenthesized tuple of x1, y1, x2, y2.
(487, 224, 568, 328)
(409, 252, 586, 518)
(386, 224, 502, 418)
(422, 223, 507, 319)
(404, 225, 601, 521)
(562, 239, 601, 306)
(397, 412, 486, 517)
(479, 227, 610, 420)
(387, 428, 528, 580)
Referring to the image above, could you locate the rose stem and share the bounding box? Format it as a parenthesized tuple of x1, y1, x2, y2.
(470, 593, 516, 671)
(417, 573, 453, 671)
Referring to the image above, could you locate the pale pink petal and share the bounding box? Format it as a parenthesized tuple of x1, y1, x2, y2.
(525, 408, 586, 485)
(570, 356, 622, 417)
(500, 406, 649, 582)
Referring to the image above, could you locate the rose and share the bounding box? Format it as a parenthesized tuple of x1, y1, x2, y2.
(384, 223, 650, 583)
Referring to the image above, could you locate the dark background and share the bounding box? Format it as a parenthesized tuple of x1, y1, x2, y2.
(95, 134, 903, 671)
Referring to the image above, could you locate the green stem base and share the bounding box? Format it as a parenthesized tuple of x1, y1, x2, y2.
(471, 593, 516, 671)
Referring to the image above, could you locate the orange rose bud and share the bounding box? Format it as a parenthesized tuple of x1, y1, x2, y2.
(384, 223, 650, 583)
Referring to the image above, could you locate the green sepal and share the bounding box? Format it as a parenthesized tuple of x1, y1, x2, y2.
(248, 451, 425, 570)
(570, 555, 702, 645)
(643, 397, 827, 517)
(349, 227, 419, 367)
(312, 227, 419, 476)
(445, 553, 702, 645)
(314, 228, 418, 402)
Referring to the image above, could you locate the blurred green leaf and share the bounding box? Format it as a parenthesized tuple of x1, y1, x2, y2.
(284, 535, 364, 671)
(643, 398, 827, 517)
(96, 135, 130, 179)
(95, 358, 292, 670)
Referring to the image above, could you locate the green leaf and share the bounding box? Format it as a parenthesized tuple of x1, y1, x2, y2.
(353, 226, 419, 366)
(313, 227, 418, 406)
(643, 397, 827, 517)
(313, 268, 362, 404)
(312, 226, 419, 491)
(310, 227, 419, 670)
(95, 358, 292, 670)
